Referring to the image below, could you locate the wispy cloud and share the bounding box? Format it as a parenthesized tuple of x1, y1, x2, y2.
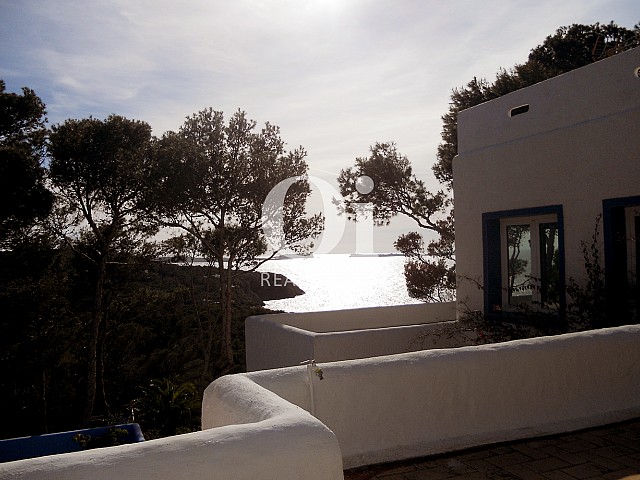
(1, 0, 637, 189)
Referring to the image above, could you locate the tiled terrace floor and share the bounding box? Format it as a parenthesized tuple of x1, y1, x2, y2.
(344, 418, 640, 480)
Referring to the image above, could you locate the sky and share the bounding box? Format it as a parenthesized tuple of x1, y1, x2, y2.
(1, 0, 638, 252)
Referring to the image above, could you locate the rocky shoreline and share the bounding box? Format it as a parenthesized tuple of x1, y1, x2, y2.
(241, 271, 305, 302)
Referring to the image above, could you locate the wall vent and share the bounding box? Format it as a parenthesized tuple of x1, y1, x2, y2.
(509, 104, 529, 117)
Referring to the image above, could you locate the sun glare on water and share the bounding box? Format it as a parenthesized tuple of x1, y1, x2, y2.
(257, 254, 421, 312)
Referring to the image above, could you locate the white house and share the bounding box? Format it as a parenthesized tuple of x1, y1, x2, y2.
(454, 46, 640, 325)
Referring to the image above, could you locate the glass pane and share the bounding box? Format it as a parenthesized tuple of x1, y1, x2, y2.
(507, 224, 531, 305)
(539, 222, 559, 308)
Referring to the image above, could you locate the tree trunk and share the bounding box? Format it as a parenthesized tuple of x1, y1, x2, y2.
(40, 367, 48, 433)
(219, 265, 234, 375)
(195, 264, 216, 390)
(95, 312, 110, 418)
(82, 255, 107, 426)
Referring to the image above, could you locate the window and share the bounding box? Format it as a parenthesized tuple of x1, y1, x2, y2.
(501, 215, 560, 309)
(483, 206, 564, 318)
(603, 196, 640, 322)
(624, 206, 640, 285)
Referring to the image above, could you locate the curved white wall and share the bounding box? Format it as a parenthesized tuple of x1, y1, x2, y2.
(0, 375, 344, 480)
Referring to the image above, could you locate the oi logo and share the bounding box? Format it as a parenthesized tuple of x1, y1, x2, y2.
(261, 175, 375, 254)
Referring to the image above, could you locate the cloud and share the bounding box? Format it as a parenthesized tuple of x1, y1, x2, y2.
(2, 0, 638, 176)
(2, 0, 637, 250)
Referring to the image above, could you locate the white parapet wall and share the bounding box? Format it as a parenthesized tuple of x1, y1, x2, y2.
(5, 325, 639, 478)
(0, 375, 344, 480)
(244, 324, 640, 469)
(246, 301, 458, 371)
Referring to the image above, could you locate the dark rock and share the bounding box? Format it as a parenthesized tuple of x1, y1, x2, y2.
(241, 271, 305, 301)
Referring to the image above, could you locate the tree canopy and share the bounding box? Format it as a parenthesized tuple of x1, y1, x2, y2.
(48, 114, 155, 424)
(338, 142, 455, 301)
(433, 21, 640, 188)
(0, 81, 52, 246)
(148, 108, 323, 374)
(0, 81, 323, 436)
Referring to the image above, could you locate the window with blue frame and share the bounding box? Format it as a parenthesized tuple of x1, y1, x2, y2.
(483, 206, 565, 318)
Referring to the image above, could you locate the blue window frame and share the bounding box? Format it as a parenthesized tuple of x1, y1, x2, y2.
(483, 205, 565, 319)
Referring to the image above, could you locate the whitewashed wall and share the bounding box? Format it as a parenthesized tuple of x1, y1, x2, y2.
(454, 47, 640, 313)
(245, 324, 640, 469)
(0, 375, 344, 480)
(245, 302, 458, 371)
(4, 325, 639, 477)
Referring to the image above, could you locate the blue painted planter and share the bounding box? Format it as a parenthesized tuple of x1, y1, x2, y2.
(0, 423, 144, 463)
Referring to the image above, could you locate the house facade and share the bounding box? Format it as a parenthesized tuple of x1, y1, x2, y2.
(454, 46, 640, 325)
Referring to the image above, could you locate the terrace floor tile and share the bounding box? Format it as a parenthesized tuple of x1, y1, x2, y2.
(344, 418, 640, 480)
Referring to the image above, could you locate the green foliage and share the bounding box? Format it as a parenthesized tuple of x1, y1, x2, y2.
(0, 79, 48, 154)
(148, 108, 323, 373)
(435, 77, 497, 188)
(528, 22, 640, 76)
(48, 115, 154, 237)
(0, 87, 314, 440)
(0, 147, 53, 245)
(0, 80, 52, 247)
(73, 427, 129, 449)
(338, 142, 450, 230)
(132, 379, 200, 439)
(337, 143, 455, 301)
(0, 245, 275, 440)
(566, 215, 607, 329)
(149, 108, 323, 265)
(48, 114, 157, 424)
(434, 21, 640, 188)
(394, 230, 455, 302)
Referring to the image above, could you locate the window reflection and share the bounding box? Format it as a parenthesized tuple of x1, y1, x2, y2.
(506, 224, 531, 305)
(539, 223, 559, 307)
(503, 218, 559, 310)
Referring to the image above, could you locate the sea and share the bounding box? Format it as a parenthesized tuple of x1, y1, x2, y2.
(255, 254, 422, 312)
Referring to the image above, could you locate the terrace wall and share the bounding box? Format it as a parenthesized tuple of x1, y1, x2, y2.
(0, 376, 344, 480)
(245, 324, 640, 469)
(246, 301, 458, 371)
(4, 324, 639, 478)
